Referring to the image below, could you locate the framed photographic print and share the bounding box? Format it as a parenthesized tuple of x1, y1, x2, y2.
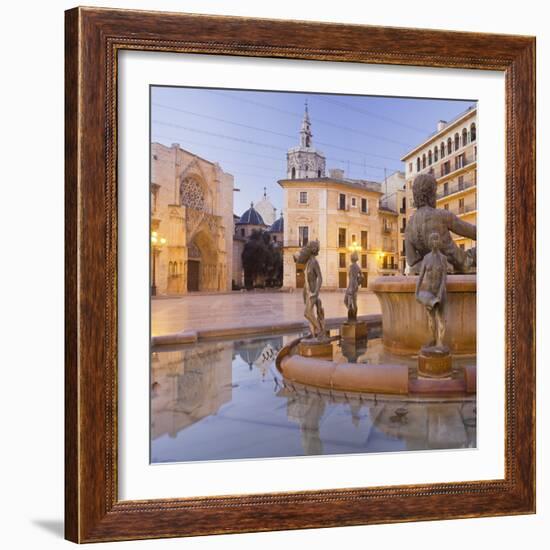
(65, 7, 535, 543)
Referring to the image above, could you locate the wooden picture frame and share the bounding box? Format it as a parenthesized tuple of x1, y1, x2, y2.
(65, 6, 536, 543)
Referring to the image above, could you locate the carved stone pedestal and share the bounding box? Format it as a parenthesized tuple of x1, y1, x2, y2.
(298, 338, 333, 359)
(340, 321, 368, 341)
(418, 346, 452, 378)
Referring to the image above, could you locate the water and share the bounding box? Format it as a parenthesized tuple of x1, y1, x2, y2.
(151, 333, 476, 463)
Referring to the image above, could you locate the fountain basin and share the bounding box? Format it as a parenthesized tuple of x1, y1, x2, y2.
(372, 274, 476, 356)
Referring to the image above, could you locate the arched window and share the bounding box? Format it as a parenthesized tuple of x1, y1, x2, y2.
(422, 154, 426, 168)
(441, 142, 445, 157)
(291, 166, 296, 179)
(454, 133, 460, 150)
(470, 122, 476, 141)
(447, 137, 452, 154)
(434, 146, 439, 162)
(428, 150, 432, 165)
(416, 157, 421, 171)
(462, 128, 468, 146)
(317, 169, 321, 177)
(305, 136, 310, 147)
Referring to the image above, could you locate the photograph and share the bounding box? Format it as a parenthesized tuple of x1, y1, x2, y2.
(149, 87, 478, 463)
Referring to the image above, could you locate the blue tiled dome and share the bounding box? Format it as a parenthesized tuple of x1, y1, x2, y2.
(268, 216, 284, 233)
(236, 203, 265, 226)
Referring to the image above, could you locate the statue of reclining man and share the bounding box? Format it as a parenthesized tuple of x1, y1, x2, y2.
(405, 173, 476, 274)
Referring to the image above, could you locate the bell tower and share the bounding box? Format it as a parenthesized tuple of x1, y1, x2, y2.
(286, 101, 326, 180)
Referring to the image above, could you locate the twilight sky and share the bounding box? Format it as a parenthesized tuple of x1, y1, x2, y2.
(151, 86, 475, 218)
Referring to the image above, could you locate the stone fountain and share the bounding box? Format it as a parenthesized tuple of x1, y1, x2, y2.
(277, 173, 477, 396)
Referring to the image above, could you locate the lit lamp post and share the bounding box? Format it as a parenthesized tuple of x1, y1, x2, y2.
(348, 241, 362, 255)
(377, 250, 386, 269)
(151, 231, 166, 296)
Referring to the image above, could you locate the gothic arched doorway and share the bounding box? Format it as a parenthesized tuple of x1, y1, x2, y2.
(186, 230, 219, 292)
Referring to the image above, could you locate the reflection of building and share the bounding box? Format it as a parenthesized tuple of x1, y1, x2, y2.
(402, 106, 477, 252)
(279, 105, 399, 289)
(151, 143, 234, 294)
(234, 336, 283, 377)
(151, 343, 233, 439)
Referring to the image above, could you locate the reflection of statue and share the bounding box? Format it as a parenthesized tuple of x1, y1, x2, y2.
(294, 240, 326, 341)
(405, 174, 476, 274)
(416, 233, 447, 350)
(344, 252, 363, 322)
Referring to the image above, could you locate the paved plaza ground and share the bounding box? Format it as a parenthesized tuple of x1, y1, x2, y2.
(151, 290, 381, 336)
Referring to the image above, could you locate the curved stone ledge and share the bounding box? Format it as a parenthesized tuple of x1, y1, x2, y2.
(279, 355, 409, 395)
(372, 274, 476, 356)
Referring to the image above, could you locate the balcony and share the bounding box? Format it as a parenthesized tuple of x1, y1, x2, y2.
(382, 226, 392, 234)
(437, 180, 476, 200)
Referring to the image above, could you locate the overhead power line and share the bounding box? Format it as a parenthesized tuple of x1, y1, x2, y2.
(152, 102, 409, 157)
(313, 95, 432, 135)
(151, 122, 401, 173)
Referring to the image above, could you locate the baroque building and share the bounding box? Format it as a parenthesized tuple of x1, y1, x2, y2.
(401, 106, 477, 253)
(279, 105, 399, 289)
(150, 143, 234, 295)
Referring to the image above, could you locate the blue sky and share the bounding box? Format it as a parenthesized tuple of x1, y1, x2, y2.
(151, 86, 475, 218)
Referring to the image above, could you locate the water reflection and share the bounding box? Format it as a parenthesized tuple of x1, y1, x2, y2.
(151, 334, 476, 463)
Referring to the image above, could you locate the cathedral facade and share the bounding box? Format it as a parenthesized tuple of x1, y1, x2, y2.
(150, 143, 234, 295)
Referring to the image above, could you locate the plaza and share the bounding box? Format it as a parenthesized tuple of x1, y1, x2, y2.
(151, 289, 381, 336)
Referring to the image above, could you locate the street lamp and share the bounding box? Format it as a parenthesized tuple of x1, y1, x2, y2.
(348, 241, 362, 254)
(151, 230, 167, 296)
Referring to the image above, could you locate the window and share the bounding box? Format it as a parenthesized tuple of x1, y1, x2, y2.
(351, 197, 357, 207)
(458, 175, 464, 190)
(460, 243, 465, 250)
(408, 162, 412, 173)
(361, 231, 368, 250)
(298, 226, 309, 246)
(459, 198, 465, 213)
(351, 234, 357, 244)
(416, 157, 421, 171)
(273, 235, 277, 242)
(240, 228, 245, 237)
(361, 254, 367, 269)
(338, 228, 347, 248)
(442, 161, 451, 176)
(441, 141, 446, 157)
(462, 128, 468, 146)
(455, 153, 466, 170)
(361, 198, 368, 213)
(339, 253, 346, 268)
(339, 193, 346, 210)
(443, 182, 449, 195)
(422, 154, 426, 168)
(428, 150, 432, 165)
(447, 137, 452, 154)
(318, 169, 322, 177)
(291, 166, 296, 179)
(470, 122, 476, 141)
(299, 191, 308, 204)
(444, 203, 449, 210)
(434, 146, 439, 162)
(454, 133, 460, 150)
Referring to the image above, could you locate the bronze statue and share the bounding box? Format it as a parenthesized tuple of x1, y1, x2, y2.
(405, 174, 476, 274)
(344, 251, 363, 322)
(293, 240, 326, 341)
(415, 232, 448, 351)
